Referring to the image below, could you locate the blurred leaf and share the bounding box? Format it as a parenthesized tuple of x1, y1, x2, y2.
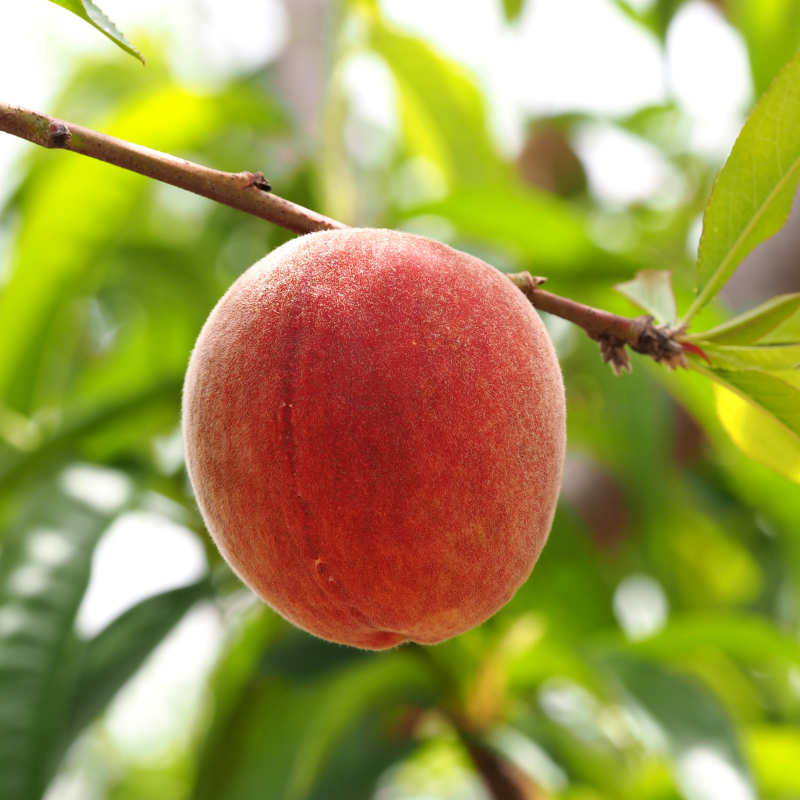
(699, 342, 800, 370)
(0, 87, 219, 415)
(304, 712, 417, 800)
(45, 0, 143, 63)
(615, 270, 677, 325)
(58, 579, 213, 758)
(260, 631, 371, 683)
(727, 0, 800, 96)
(686, 294, 800, 344)
(608, 613, 800, 665)
(413, 186, 629, 277)
(500, 0, 526, 23)
(746, 726, 800, 795)
(0, 478, 115, 800)
(607, 656, 755, 800)
(370, 20, 506, 186)
(712, 379, 800, 484)
(193, 638, 434, 800)
(686, 54, 800, 322)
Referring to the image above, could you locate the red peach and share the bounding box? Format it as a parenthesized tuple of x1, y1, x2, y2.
(183, 228, 566, 649)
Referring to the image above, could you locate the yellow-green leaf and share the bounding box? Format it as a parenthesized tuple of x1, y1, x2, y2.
(710, 373, 800, 484)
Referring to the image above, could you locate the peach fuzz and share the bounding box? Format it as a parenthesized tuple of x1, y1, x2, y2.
(182, 228, 566, 649)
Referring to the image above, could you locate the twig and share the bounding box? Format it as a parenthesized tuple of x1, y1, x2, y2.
(0, 101, 344, 235)
(0, 100, 690, 372)
(508, 273, 688, 375)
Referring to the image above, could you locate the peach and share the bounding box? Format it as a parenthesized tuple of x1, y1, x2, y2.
(183, 229, 565, 649)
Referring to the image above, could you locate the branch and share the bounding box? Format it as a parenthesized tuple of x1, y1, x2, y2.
(0, 101, 345, 236)
(0, 100, 690, 373)
(465, 740, 540, 800)
(508, 273, 688, 375)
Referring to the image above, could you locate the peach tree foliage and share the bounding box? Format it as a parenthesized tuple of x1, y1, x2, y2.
(1, 2, 800, 800)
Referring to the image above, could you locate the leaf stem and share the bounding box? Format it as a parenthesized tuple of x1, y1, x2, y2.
(0, 100, 689, 372)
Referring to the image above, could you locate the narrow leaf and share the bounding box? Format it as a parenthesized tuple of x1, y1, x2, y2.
(697, 342, 800, 370)
(615, 270, 678, 325)
(46, 0, 143, 63)
(58, 579, 213, 757)
(685, 294, 800, 344)
(370, 21, 505, 186)
(0, 479, 115, 800)
(686, 54, 800, 322)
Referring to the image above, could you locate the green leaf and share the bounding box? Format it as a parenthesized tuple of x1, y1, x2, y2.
(698, 342, 800, 370)
(607, 656, 755, 800)
(696, 366, 800, 483)
(0, 478, 115, 800)
(500, 0, 526, 23)
(46, 0, 143, 63)
(615, 270, 677, 325)
(58, 579, 213, 758)
(685, 54, 800, 322)
(685, 294, 800, 344)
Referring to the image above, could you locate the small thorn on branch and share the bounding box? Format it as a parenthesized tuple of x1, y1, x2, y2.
(46, 120, 71, 149)
(242, 171, 271, 192)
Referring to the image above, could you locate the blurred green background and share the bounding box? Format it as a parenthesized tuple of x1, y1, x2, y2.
(2, 0, 800, 798)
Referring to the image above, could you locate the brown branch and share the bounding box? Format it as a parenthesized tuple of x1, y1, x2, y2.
(0, 101, 345, 236)
(466, 741, 541, 800)
(0, 100, 690, 373)
(508, 273, 688, 375)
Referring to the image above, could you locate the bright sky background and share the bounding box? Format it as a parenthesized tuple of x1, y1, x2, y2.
(1, 0, 754, 793)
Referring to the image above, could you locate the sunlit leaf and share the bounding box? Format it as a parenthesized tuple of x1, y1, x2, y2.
(0, 87, 221, 415)
(370, 20, 506, 186)
(615, 270, 677, 325)
(746, 726, 800, 796)
(712, 379, 800, 484)
(685, 293, 800, 344)
(685, 54, 800, 322)
(45, 0, 143, 63)
(0, 478, 116, 800)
